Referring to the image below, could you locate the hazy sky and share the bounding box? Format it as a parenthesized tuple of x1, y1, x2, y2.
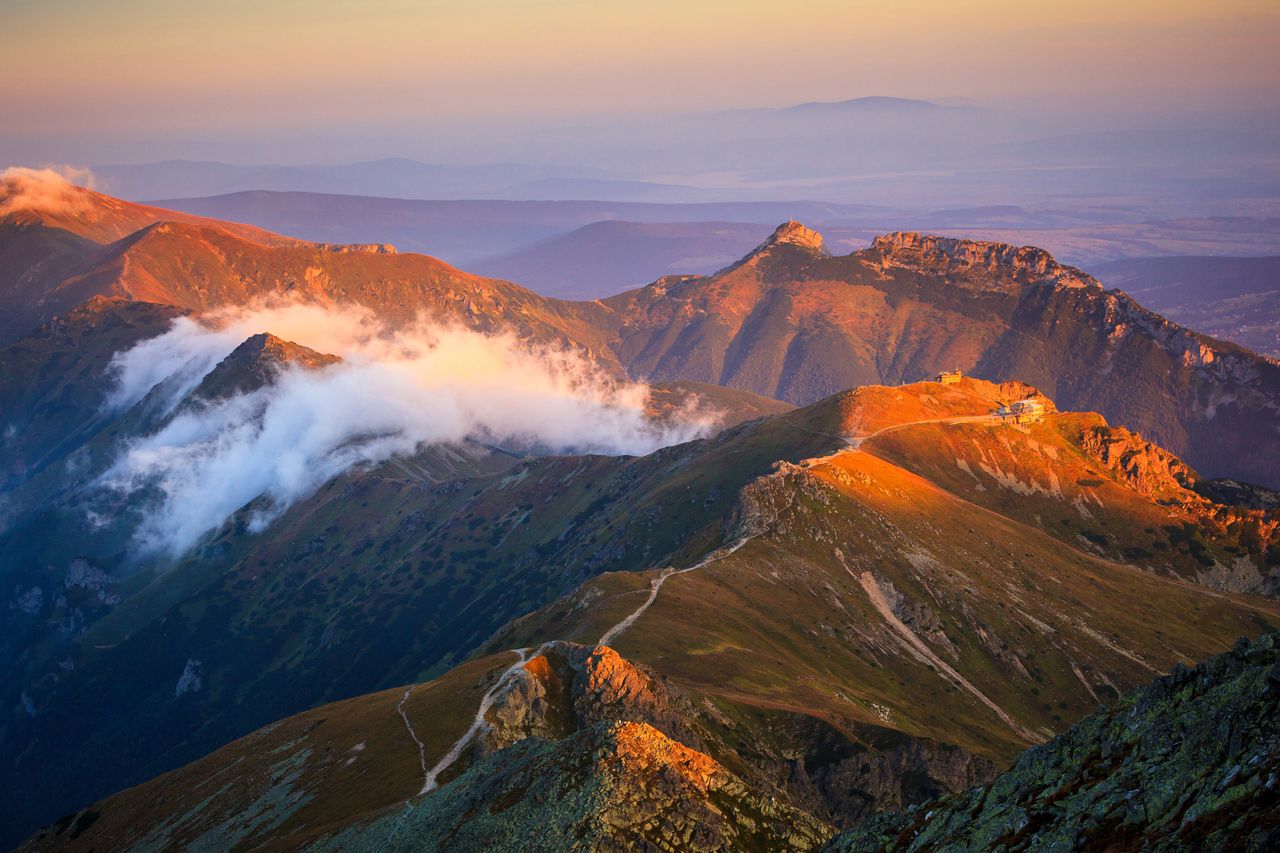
(3, 0, 1279, 164)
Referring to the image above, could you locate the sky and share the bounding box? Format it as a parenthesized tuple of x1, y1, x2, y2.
(2, 0, 1279, 165)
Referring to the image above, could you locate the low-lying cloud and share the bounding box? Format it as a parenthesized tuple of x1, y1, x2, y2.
(0, 165, 96, 216)
(100, 301, 714, 560)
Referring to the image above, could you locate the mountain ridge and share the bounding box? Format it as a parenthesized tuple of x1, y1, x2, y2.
(6, 180, 1280, 491)
(3, 348, 1277, 847)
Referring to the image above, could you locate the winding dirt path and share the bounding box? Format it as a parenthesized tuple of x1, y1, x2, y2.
(396, 686, 429, 792)
(598, 537, 750, 646)
(845, 414, 997, 449)
(420, 646, 540, 795)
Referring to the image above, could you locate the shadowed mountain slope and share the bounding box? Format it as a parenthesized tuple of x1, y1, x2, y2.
(825, 633, 1280, 852)
(1093, 254, 1280, 358)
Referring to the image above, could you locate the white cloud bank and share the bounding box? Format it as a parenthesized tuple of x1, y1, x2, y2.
(0, 165, 96, 216)
(101, 301, 713, 560)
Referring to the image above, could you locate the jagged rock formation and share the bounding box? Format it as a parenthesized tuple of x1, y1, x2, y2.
(316, 721, 831, 852)
(473, 643, 996, 829)
(485, 644, 709, 756)
(825, 633, 1280, 852)
(20, 642, 997, 851)
(318, 242, 397, 254)
(1077, 421, 1198, 498)
(869, 232, 1096, 291)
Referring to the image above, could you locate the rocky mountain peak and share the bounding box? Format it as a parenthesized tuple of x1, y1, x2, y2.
(189, 333, 341, 402)
(225, 332, 340, 371)
(715, 220, 828, 277)
(764, 220, 827, 252)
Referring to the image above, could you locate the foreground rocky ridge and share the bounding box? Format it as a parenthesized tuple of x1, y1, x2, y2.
(825, 633, 1280, 852)
(315, 720, 828, 852)
(26, 632, 1280, 851)
(20, 644, 838, 851)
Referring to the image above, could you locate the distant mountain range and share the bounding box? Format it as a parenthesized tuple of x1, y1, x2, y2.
(777, 95, 960, 114)
(143, 191, 1280, 301)
(3, 177, 1279, 848)
(144, 191, 880, 266)
(470, 220, 778, 298)
(91, 158, 609, 202)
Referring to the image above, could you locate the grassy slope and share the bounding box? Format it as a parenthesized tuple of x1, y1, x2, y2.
(0, 378, 832, 843)
(22, 380, 1280, 850)
(866, 412, 1279, 593)
(479, 382, 1278, 792)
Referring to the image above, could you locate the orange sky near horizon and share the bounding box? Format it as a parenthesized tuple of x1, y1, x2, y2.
(3, 0, 1278, 136)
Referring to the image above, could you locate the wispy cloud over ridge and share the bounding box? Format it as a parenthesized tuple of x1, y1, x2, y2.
(101, 300, 713, 559)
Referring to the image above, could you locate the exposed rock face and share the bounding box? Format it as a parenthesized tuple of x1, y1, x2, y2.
(480, 643, 998, 835)
(718, 220, 828, 276)
(1077, 422, 1198, 498)
(318, 242, 397, 254)
(315, 721, 832, 852)
(765, 220, 827, 253)
(869, 232, 1096, 291)
(825, 634, 1280, 853)
(485, 644, 711, 759)
(1072, 419, 1279, 596)
(604, 224, 1280, 488)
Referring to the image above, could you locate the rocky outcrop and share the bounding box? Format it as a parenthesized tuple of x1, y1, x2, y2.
(825, 634, 1280, 852)
(870, 232, 1097, 291)
(717, 220, 828, 276)
(1075, 420, 1280, 596)
(481, 642, 1001, 833)
(318, 242, 397, 254)
(764, 221, 827, 253)
(484, 643, 715, 760)
(1077, 422, 1198, 498)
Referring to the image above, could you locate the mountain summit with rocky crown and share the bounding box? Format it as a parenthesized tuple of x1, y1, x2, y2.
(604, 222, 1280, 487)
(762, 219, 827, 252)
